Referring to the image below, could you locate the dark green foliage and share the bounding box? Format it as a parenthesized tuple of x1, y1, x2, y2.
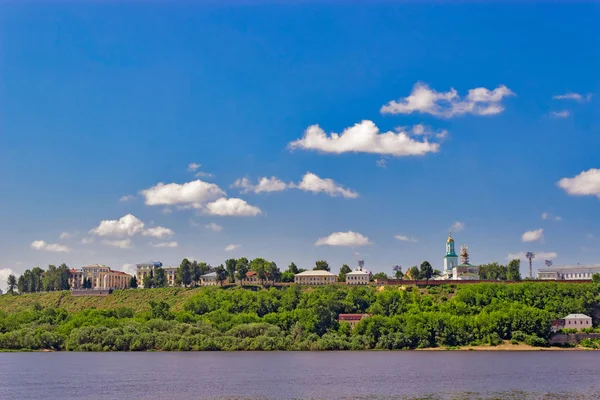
(593, 274, 600, 283)
(338, 264, 352, 282)
(314, 261, 330, 271)
(154, 268, 167, 288)
(7, 275, 17, 294)
(129, 276, 138, 289)
(419, 261, 434, 280)
(177, 259, 192, 287)
(1, 282, 598, 351)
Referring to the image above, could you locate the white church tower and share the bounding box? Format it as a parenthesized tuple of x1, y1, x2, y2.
(443, 232, 458, 278)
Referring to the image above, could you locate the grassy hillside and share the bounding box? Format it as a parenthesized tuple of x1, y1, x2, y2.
(0, 287, 207, 314)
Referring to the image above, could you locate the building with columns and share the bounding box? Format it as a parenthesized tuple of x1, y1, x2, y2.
(135, 261, 163, 288)
(68, 265, 131, 289)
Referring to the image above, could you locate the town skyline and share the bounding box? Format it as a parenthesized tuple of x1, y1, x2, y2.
(2, 3, 600, 283)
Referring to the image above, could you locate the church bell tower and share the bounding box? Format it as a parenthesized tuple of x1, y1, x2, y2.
(443, 232, 458, 277)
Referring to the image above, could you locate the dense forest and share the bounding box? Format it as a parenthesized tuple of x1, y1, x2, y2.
(0, 282, 598, 351)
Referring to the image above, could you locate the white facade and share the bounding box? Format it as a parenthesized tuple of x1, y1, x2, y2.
(443, 234, 458, 278)
(452, 264, 480, 280)
(563, 314, 592, 331)
(346, 269, 370, 285)
(537, 265, 600, 280)
(295, 270, 337, 285)
(200, 272, 218, 286)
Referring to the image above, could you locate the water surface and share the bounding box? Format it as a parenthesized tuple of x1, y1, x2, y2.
(1, 352, 598, 399)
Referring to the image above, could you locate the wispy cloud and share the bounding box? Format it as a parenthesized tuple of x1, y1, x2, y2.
(394, 235, 417, 243)
(522, 229, 544, 242)
(315, 231, 371, 247)
(550, 110, 570, 118)
(552, 92, 592, 102)
(30, 240, 71, 253)
(450, 221, 465, 232)
(224, 244, 241, 251)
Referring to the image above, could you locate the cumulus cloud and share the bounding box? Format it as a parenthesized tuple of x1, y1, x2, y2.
(81, 237, 95, 245)
(553, 92, 592, 102)
(550, 110, 570, 118)
(0, 268, 16, 288)
(59, 232, 72, 240)
(90, 214, 174, 239)
(121, 264, 136, 276)
(508, 251, 557, 261)
(232, 177, 289, 194)
(152, 241, 179, 248)
(119, 195, 136, 202)
(224, 244, 241, 251)
(381, 82, 514, 117)
(205, 222, 223, 232)
(522, 229, 544, 242)
(395, 235, 417, 243)
(141, 180, 225, 207)
(315, 231, 371, 247)
(557, 169, 600, 199)
(541, 212, 562, 221)
(289, 120, 440, 157)
(204, 198, 262, 216)
(31, 240, 71, 253)
(450, 221, 465, 232)
(295, 172, 358, 199)
(102, 239, 132, 249)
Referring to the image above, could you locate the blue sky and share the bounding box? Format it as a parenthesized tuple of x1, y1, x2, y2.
(1, 2, 600, 283)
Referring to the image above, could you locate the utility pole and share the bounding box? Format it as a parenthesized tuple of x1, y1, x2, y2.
(526, 252, 535, 279)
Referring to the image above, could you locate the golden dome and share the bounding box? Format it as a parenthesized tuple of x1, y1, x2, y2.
(447, 236, 454, 243)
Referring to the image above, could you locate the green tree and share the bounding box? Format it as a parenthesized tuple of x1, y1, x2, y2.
(31, 267, 44, 292)
(215, 265, 228, 286)
(338, 264, 352, 282)
(129, 276, 138, 289)
(17, 275, 25, 293)
(190, 261, 201, 286)
(7, 274, 17, 295)
(143, 272, 154, 289)
(408, 266, 420, 280)
(507, 259, 522, 281)
(288, 262, 300, 274)
(314, 260, 330, 271)
(225, 259, 237, 283)
(419, 261, 434, 281)
(176, 259, 192, 287)
(149, 301, 174, 320)
(267, 262, 282, 284)
(235, 258, 249, 284)
(372, 272, 388, 281)
(250, 258, 270, 283)
(154, 267, 167, 288)
(593, 274, 600, 283)
(393, 265, 403, 279)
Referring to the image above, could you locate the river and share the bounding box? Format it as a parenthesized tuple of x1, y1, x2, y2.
(0, 351, 598, 399)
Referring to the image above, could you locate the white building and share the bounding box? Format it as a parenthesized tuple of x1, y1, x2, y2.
(346, 268, 370, 285)
(294, 270, 337, 285)
(562, 314, 592, 331)
(537, 265, 600, 280)
(442, 233, 479, 280)
(200, 272, 218, 286)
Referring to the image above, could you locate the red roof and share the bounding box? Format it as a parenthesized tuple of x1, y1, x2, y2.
(338, 314, 371, 321)
(246, 271, 257, 277)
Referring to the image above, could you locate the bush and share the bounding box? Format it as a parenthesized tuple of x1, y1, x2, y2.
(525, 335, 547, 347)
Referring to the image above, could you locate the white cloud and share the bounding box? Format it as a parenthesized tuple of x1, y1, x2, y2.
(119, 195, 136, 202)
(553, 92, 592, 102)
(187, 162, 201, 172)
(395, 235, 417, 243)
(315, 231, 371, 247)
(0, 268, 16, 288)
(205, 222, 223, 232)
(195, 171, 214, 178)
(162, 208, 173, 215)
(408, 124, 448, 139)
(90, 214, 174, 240)
(507, 251, 557, 261)
(102, 239, 132, 249)
(81, 237, 95, 245)
(30, 240, 71, 253)
(141, 180, 225, 207)
(376, 159, 387, 168)
(522, 229, 544, 242)
(289, 120, 440, 157)
(557, 169, 600, 199)
(152, 241, 178, 248)
(541, 212, 562, 221)
(224, 244, 241, 251)
(550, 110, 570, 118)
(204, 198, 262, 216)
(232, 176, 289, 194)
(450, 221, 465, 232)
(295, 172, 358, 199)
(381, 82, 515, 117)
(121, 264, 136, 276)
(143, 226, 174, 239)
(59, 232, 72, 240)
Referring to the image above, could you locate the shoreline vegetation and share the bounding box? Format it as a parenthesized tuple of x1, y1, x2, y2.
(1, 282, 600, 352)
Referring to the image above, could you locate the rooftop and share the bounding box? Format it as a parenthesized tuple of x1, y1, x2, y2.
(564, 313, 591, 319)
(538, 264, 600, 272)
(347, 269, 370, 276)
(201, 272, 217, 278)
(296, 270, 336, 276)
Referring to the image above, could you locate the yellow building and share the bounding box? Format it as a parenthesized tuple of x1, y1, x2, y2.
(294, 270, 337, 285)
(69, 265, 131, 289)
(163, 267, 178, 287)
